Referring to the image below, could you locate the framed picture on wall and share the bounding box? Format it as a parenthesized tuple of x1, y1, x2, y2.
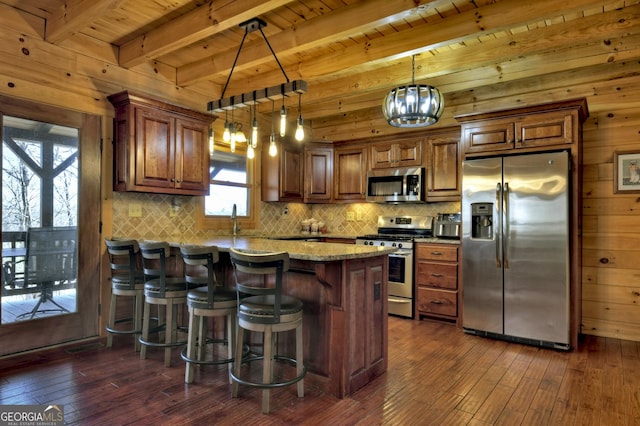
(614, 150, 640, 193)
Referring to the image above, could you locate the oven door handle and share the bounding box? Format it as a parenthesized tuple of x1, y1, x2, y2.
(389, 251, 412, 257)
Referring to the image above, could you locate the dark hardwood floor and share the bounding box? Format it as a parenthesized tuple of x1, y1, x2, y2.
(0, 316, 638, 425)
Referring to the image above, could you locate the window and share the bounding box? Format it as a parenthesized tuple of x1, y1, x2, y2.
(197, 145, 258, 230)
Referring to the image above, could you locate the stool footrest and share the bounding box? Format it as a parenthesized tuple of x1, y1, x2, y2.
(230, 354, 306, 389)
(139, 336, 187, 349)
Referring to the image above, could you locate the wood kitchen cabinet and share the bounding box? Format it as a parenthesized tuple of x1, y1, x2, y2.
(261, 141, 304, 202)
(425, 130, 460, 201)
(457, 98, 588, 156)
(108, 91, 211, 196)
(333, 143, 368, 202)
(304, 144, 333, 203)
(415, 243, 459, 324)
(370, 137, 422, 169)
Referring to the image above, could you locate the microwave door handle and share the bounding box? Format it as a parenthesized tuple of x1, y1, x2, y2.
(496, 183, 502, 268)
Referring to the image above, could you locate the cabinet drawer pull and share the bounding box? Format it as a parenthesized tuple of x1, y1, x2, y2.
(431, 273, 444, 278)
(430, 251, 443, 256)
(430, 300, 443, 305)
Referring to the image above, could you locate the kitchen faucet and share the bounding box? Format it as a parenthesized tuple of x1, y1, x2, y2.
(231, 203, 239, 236)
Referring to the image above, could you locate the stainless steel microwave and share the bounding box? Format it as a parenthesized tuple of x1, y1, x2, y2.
(366, 167, 425, 203)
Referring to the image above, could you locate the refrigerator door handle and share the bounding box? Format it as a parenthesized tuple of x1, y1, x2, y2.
(495, 183, 502, 268)
(503, 182, 509, 269)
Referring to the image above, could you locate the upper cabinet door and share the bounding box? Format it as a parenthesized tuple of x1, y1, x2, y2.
(334, 144, 367, 202)
(174, 116, 209, 192)
(261, 142, 303, 202)
(370, 139, 422, 169)
(304, 145, 334, 203)
(461, 118, 515, 154)
(426, 132, 460, 201)
(135, 106, 175, 190)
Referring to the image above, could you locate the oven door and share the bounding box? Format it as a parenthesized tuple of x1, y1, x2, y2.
(388, 249, 413, 318)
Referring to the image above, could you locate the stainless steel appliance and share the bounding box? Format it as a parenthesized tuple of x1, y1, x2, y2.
(462, 151, 571, 350)
(356, 215, 433, 318)
(366, 167, 425, 203)
(435, 212, 461, 239)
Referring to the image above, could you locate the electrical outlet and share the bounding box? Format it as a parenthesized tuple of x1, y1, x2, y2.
(328, 213, 334, 220)
(128, 203, 142, 217)
(169, 206, 178, 217)
(356, 211, 363, 221)
(346, 211, 355, 221)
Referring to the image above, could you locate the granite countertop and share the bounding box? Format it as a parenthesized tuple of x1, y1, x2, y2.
(414, 237, 461, 245)
(138, 235, 396, 262)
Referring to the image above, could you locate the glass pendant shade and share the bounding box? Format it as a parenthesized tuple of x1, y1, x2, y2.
(383, 84, 444, 127)
(382, 55, 444, 128)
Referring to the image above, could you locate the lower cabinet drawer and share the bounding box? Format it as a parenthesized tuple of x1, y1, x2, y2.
(415, 262, 457, 289)
(416, 287, 457, 317)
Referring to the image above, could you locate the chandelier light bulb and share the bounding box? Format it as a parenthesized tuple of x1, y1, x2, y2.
(251, 118, 258, 148)
(268, 134, 277, 157)
(247, 144, 255, 159)
(222, 121, 230, 142)
(279, 104, 287, 137)
(295, 115, 304, 141)
(208, 128, 214, 156)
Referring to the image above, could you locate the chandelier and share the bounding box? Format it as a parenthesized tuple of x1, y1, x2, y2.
(207, 18, 307, 158)
(382, 55, 444, 128)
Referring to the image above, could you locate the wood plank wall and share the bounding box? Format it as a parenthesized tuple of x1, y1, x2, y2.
(0, 5, 638, 342)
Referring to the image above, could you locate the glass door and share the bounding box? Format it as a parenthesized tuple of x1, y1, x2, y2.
(0, 96, 101, 355)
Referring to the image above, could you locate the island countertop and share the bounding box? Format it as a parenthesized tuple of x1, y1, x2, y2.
(137, 235, 396, 262)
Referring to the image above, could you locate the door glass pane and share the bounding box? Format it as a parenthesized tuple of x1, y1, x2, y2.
(2, 116, 78, 323)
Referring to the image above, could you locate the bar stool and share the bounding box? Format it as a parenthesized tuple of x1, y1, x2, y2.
(138, 241, 191, 367)
(180, 245, 237, 384)
(104, 239, 145, 350)
(228, 248, 306, 414)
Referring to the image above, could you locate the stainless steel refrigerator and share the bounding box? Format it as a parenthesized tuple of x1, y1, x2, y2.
(461, 151, 571, 350)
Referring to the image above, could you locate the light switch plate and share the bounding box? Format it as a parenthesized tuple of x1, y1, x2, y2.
(346, 211, 355, 221)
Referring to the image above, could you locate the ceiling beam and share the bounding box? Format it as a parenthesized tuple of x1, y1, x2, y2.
(177, 0, 444, 87)
(46, 0, 128, 44)
(211, 0, 611, 95)
(295, 4, 640, 111)
(118, 0, 292, 69)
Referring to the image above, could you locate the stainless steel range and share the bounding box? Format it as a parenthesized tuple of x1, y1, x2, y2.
(356, 215, 433, 318)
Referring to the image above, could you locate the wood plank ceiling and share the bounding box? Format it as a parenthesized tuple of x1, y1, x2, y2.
(4, 0, 640, 141)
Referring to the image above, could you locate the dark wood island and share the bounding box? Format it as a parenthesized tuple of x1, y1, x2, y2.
(140, 236, 394, 399)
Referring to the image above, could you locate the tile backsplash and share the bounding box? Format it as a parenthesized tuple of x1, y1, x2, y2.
(111, 192, 460, 240)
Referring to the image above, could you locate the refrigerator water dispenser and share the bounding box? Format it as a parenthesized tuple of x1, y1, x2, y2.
(471, 203, 493, 239)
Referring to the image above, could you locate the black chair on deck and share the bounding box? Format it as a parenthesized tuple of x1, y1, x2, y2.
(16, 226, 77, 321)
(228, 248, 305, 414)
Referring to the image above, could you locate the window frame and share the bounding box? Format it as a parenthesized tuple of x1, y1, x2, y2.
(196, 144, 259, 231)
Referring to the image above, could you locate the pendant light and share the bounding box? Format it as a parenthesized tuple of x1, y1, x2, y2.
(382, 55, 444, 127)
(269, 100, 278, 157)
(206, 17, 307, 156)
(294, 93, 304, 142)
(279, 87, 287, 137)
(247, 102, 257, 159)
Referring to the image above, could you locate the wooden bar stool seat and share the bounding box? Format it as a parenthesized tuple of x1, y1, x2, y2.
(229, 248, 306, 414)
